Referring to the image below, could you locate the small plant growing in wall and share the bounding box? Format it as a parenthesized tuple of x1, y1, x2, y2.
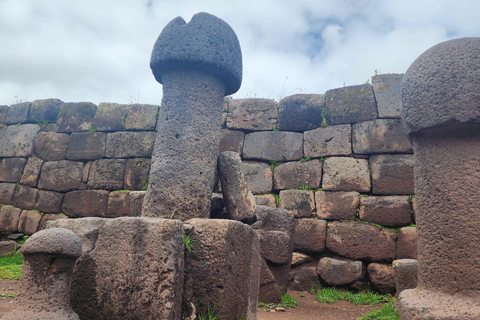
(183, 231, 198, 254)
(320, 110, 329, 128)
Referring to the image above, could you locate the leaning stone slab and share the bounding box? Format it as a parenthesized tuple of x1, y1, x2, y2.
(219, 129, 245, 155)
(124, 104, 159, 131)
(317, 256, 366, 286)
(370, 154, 414, 195)
(315, 191, 359, 220)
(105, 131, 156, 158)
(27, 98, 63, 123)
(242, 161, 273, 194)
(322, 157, 371, 192)
(367, 263, 395, 293)
(226, 98, 278, 131)
(62, 190, 109, 218)
(66, 132, 106, 160)
(279, 189, 315, 218)
(273, 159, 322, 190)
(12, 185, 38, 210)
(0, 206, 22, 232)
(19, 156, 43, 187)
(35, 131, 70, 161)
(293, 218, 326, 253)
(5, 102, 31, 125)
(326, 221, 396, 261)
(92, 103, 129, 132)
(359, 196, 412, 227)
(56, 102, 97, 133)
(0, 124, 40, 157)
(0, 183, 15, 205)
(17, 209, 42, 235)
(86, 159, 126, 190)
(371, 74, 403, 118)
(277, 94, 325, 132)
(396, 226, 417, 259)
(0, 158, 27, 182)
(38, 160, 85, 192)
(303, 124, 352, 157)
(243, 131, 303, 161)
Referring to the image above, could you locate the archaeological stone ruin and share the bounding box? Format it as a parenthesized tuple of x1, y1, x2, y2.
(0, 10, 478, 320)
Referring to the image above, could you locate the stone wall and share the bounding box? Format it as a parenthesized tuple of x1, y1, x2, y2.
(0, 73, 417, 292)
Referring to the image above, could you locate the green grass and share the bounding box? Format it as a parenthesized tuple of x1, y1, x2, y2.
(278, 292, 298, 308)
(314, 287, 391, 305)
(358, 298, 399, 320)
(0, 252, 23, 280)
(197, 302, 222, 320)
(183, 232, 198, 253)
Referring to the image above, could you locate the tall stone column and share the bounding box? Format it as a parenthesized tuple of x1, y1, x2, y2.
(142, 12, 242, 220)
(399, 38, 480, 319)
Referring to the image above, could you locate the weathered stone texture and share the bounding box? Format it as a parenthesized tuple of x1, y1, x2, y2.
(393, 259, 418, 298)
(0, 105, 8, 123)
(279, 189, 315, 218)
(106, 191, 144, 218)
(105, 131, 156, 158)
(315, 191, 359, 220)
(370, 154, 414, 195)
(226, 98, 277, 131)
(87, 159, 126, 190)
(243, 131, 303, 161)
(326, 221, 396, 261)
(304, 124, 352, 157)
(273, 159, 322, 190)
(123, 158, 150, 190)
(317, 257, 366, 286)
(219, 129, 245, 155)
(359, 196, 412, 228)
(66, 132, 106, 160)
(93, 103, 129, 132)
(293, 218, 326, 253)
(123, 104, 159, 131)
(56, 102, 97, 133)
(12, 185, 38, 210)
(367, 263, 396, 293)
(254, 194, 276, 208)
(289, 263, 320, 291)
(0, 183, 15, 204)
(35, 189, 64, 214)
(277, 94, 325, 132)
(0, 124, 40, 157)
(352, 119, 413, 154)
(17, 209, 42, 235)
(20, 157, 43, 187)
(38, 160, 85, 192)
(0, 240, 17, 256)
(62, 190, 109, 217)
(5, 102, 31, 124)
(257, 230, 291, 264)
(396, 227, 417, 259)
(27, 98, 63, 123)
(0, 158, 27, 182)
(322, 157, 371, 192)
(34, 131, 70, 161)
(291, 252, 313, 266)
(0, 206, 22, 232)
(243, 161, 272, 194)
(372, 74, 403, 118)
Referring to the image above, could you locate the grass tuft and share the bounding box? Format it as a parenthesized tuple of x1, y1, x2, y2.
(358, 298, 400, 320)
(0, 252, 24, 280)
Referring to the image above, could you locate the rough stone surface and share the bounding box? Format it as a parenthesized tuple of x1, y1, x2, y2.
(359, 196, 412, 227)
(66, 132, 106, 160)
(304, 124, 352, 157)
(218, 151, 256, 222)
(5, 102, 31, 125)
(37, 213, 67, 230)
(273, 159, 322, 190)
(324, 84, 377, 125)
(317, 257, 366, 286)
(372, 74, 403, 118)
(0, 105, 7, 123)
(62, 190, 109, 218)
(0, 158, 27, 182)
(27, 98, 63, 123)
(322, 157, 371, 192)
(396, 227, 417, 259)
(0, 124, 40, 157)
(19, 156, 43, 187)
(367, 263, 395, 293)
(289, 263, 320, 291)
(326, 221, 397, 261)
(123, 158, 150, 190)
(279, 189, 315, 218)
(242, 161, 273, 194)
(257, 230, 291, 264)
(293, 219, 326, 253)
(106, 191, 144, 218)
(124, 104, 159, 131)
(12, 185, 38, 210)
(0, 183, 15, 204)
(34, 131, 70, 161)
(105, 131, 156, 158)
(35, 189, 64, 214)
(291, 252, 313, 266)
(17, 210, 42, 235)
(87, 159, 126, 190)
(393, 259, 418, 298)
(226, 98, 278, 131)
(56, 102, 97, 133)
(0, 206, 22, 232)
(277, 94, 325, 132)
(93, 103, 129, 132)
(315, 191, 359, 220)
(48, 217, 106, 253)
(0, 240, 17, 256)
(219, 129, 245, 155)
(21, 227, 82, 256)
(254, 194, 276, 208)
(370, 154, 414, 195)
(243, 131, 303, 161)
(185, 219, 260, 320)
(352, 119, 413, 154)
(251, 206, 295, 234)
(38, 160, 85, 192)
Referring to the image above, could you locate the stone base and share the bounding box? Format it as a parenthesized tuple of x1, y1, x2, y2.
(399, 288, 480, 320)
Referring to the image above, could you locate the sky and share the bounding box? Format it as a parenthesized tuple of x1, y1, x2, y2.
(1, 0, 480, 106)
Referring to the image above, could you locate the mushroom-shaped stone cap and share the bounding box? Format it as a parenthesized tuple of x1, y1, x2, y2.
(20, 228, 82, 258)
(401, 37, 480, 135)
(150, 12, 242, 95)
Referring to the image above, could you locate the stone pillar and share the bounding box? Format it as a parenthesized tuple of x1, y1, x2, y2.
(142, 12, 242, 220)
(399, 37, 480, 319)
(3, 228, 82, 320)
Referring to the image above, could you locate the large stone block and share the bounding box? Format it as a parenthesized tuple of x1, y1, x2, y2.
(20, 157, 43, 187)
(0, 124, 40, 157)
(0, 105, 8, 123)
(326, 221, 397, 261)
(279, 189, 315, 218)
(257, 230, 291, 264)
(106, 191, 145, 218)
(0, 183, 15, 204)
(251, 205, 295, 234)
(226, 98, 278, 131)
(315, 191, 359, 220)
(254, 194, 276, 208)
(303, 124, 352, 157)
(367, 263, 395, 293)
(62, 190, 109, 217)
(35, 189, 64, 214)
(186, 219, 260, 320)
(87, 159, 126, 190)
(289, 263, 320, 291)
(38, 160, 85, 192)
(293, 218, 326, 253)
(5, 102, 31, 124)
(0, 205, 22, 232)
(324, 84, 377, 125)
(12, 185, 38, 210)
(123, 158, 150, 190)
(396, 226, 417, 259)
(105, 131, 156, 158)
(92, 103, 129, 132)
(66, 132, 106, 160)
(322, 157, 371, 192)
(34, 131, 70, 161)
(370, 154, 414, 195)
(273, 159, 322, 190)
(393, 259, 418, 298)
(359, 196, 412, 227)
(242, 161, 272, 194)
(219, 129, 245, 155)
(352, 119, 413, 154)
(277, 94, 325, 132)
(371, 74, 403, 118)
(124, 104, 159, 131)
(243, 131, 303, 161)
(56, 102, 97, 133)
(27, 98, 63, 123)
(317, 257, 366, 286)
(17, 209, 42, 235)
(0, 158, 27, 182)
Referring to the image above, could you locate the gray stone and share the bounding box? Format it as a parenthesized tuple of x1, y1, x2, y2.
(352, 119, 413, 154)
(322, 157, 371, 192)
(37, 213, 67, 231)
(324, 84, 377, 125)
(5, 102, 31, 125)
(124, 104, 159, 131)
(317, 257, 366, 286)
(17, 210, 42, 235)
(243, 161, 273, 194)
(87, 159, 126, 190)
(371, 74, 403, 118)
(289, 263, 320, 291)
(12, 185, 38, 210)
(92, 103, 129, 132)
(106, 191, 144, 218)
(303, 124, 352, 157)
(123, 158, 150, 190)
(21, 227, 82, 256)
(0, 105, 8, 124)
(226, 98, 277, 131)
(370, 154, 414, 195)
(219, 129, 245, 155)
(397, 227, 417, 259)
(393, 259, 418, 298)
(279, 189, 315, 218)
(257, 230, 291, 264)
(0, 124, 40, 157)
(35, 190, 64, 214)
(273, 159, 322, 190)
(254, 194, 276, 208)
(277, 94, 325, 132)
(293, 218, 327, 253)
(0, 158, 27, 182)
(66, 132, 106, 160)
(38, 160, 85, 192)
(251, 205, 295, 234)
(359, 196, 412, 227)
(218, 151, 256, 222)
(20, 156, 43, 187)
(0, 206, 22, 232)
(0, 240, 17, 256)
(243, 131, 303, 161)
(27, 98, 63, 123)
(0, 183, 15, 204)
(35, 131, 71, 161)
(105, 131, 156, 158)
(62, 190, 109, 218)
(56, 102, 97, 133)
(315, 191, 359, 220)
(367, 263, 395, 293)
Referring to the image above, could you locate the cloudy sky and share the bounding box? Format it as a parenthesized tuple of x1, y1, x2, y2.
(1, 0, 479, 106)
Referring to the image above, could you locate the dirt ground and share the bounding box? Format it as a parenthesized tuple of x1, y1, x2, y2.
(0, 281, 380, 319)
